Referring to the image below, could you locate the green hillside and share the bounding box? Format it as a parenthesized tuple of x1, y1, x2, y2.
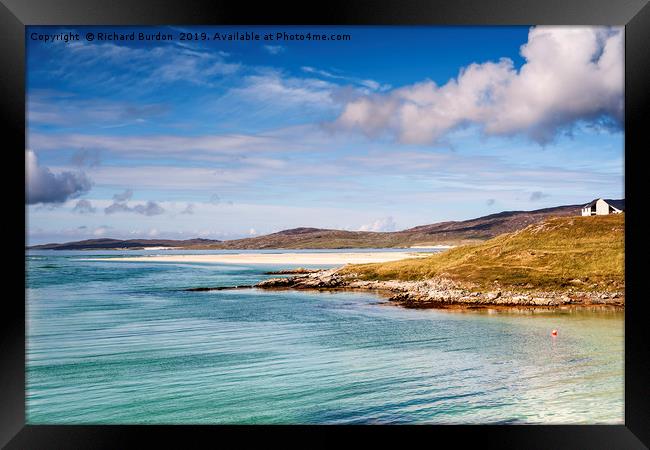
(343, 214, 624, 291)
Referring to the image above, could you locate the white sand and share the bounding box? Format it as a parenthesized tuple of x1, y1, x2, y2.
(84, 252, 432, 265)
(142, 246, 181, 251)
(410, 245, 455, 249)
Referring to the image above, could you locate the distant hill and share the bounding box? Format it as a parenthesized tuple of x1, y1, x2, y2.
(28, 203, 589, 250)
(399, 204, 582, 237)
(29, 238, 220, 250)
(193, 204, 584, 249)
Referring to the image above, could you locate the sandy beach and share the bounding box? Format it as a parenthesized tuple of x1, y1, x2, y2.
(409, 245, 455, 249)
(84, 252, 432, 265)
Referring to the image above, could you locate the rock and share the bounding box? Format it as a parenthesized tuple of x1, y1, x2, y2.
(256, 277, 299, 288)
(264, 268, 319, 275)
(486, 291, 501, 300)
(531, 297, 558, 305)
(185, 285, 253, 291)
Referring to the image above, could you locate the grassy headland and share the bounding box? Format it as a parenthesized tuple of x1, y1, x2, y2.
(341, 214, 624, 292)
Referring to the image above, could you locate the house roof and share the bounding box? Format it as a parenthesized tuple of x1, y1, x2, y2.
(605, 199, 625, 210)
(583, 198, 625, 210)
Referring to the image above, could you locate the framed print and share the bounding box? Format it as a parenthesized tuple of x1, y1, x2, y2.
(2, 0, 649, 447)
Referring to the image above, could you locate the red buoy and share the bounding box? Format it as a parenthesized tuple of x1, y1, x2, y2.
(551, 329, 558, 336)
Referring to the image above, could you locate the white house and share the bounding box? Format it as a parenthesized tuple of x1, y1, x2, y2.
(581, 198, 625, 216)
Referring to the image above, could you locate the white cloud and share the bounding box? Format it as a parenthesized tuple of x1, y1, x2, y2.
(301, 66, 390, 92)
(26, 150, 92, 204)
(93, 226, 112, 236)
(358, 216, 397, 232)
(59, 41, 241, 89)
(28, 131, 303, 158)
(334, 26, 623, 145)
(86, 165, 264, 189)
(28, 91, 168, 127)
(301, 66, 342, 79)
(263, 45, 286, 55)
(229, 71, 336, 109)
(25, 42, 241, 129)
(149, 53, 240, 85)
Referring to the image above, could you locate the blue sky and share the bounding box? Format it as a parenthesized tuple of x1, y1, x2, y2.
(26, 26, 624, 244)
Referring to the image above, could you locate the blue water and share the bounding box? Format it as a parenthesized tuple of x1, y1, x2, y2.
(26, 250, 624, 424)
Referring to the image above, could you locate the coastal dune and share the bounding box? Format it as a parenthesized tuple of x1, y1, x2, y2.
(84, 252, 432, 265)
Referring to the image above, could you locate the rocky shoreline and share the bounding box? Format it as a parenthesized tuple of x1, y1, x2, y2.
(255, 268, 624, 309)
(263, 267, 320, 275)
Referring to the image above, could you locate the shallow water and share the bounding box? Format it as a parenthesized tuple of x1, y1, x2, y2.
(26, 250, 624, 424)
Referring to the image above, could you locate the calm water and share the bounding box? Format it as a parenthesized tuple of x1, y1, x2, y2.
(26, 250, 624, 424)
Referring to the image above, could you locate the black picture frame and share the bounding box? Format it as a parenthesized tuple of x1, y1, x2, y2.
(2, 0, 649, 447)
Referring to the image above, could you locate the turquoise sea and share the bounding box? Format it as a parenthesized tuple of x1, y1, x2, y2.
(26, 249, 624, 424)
